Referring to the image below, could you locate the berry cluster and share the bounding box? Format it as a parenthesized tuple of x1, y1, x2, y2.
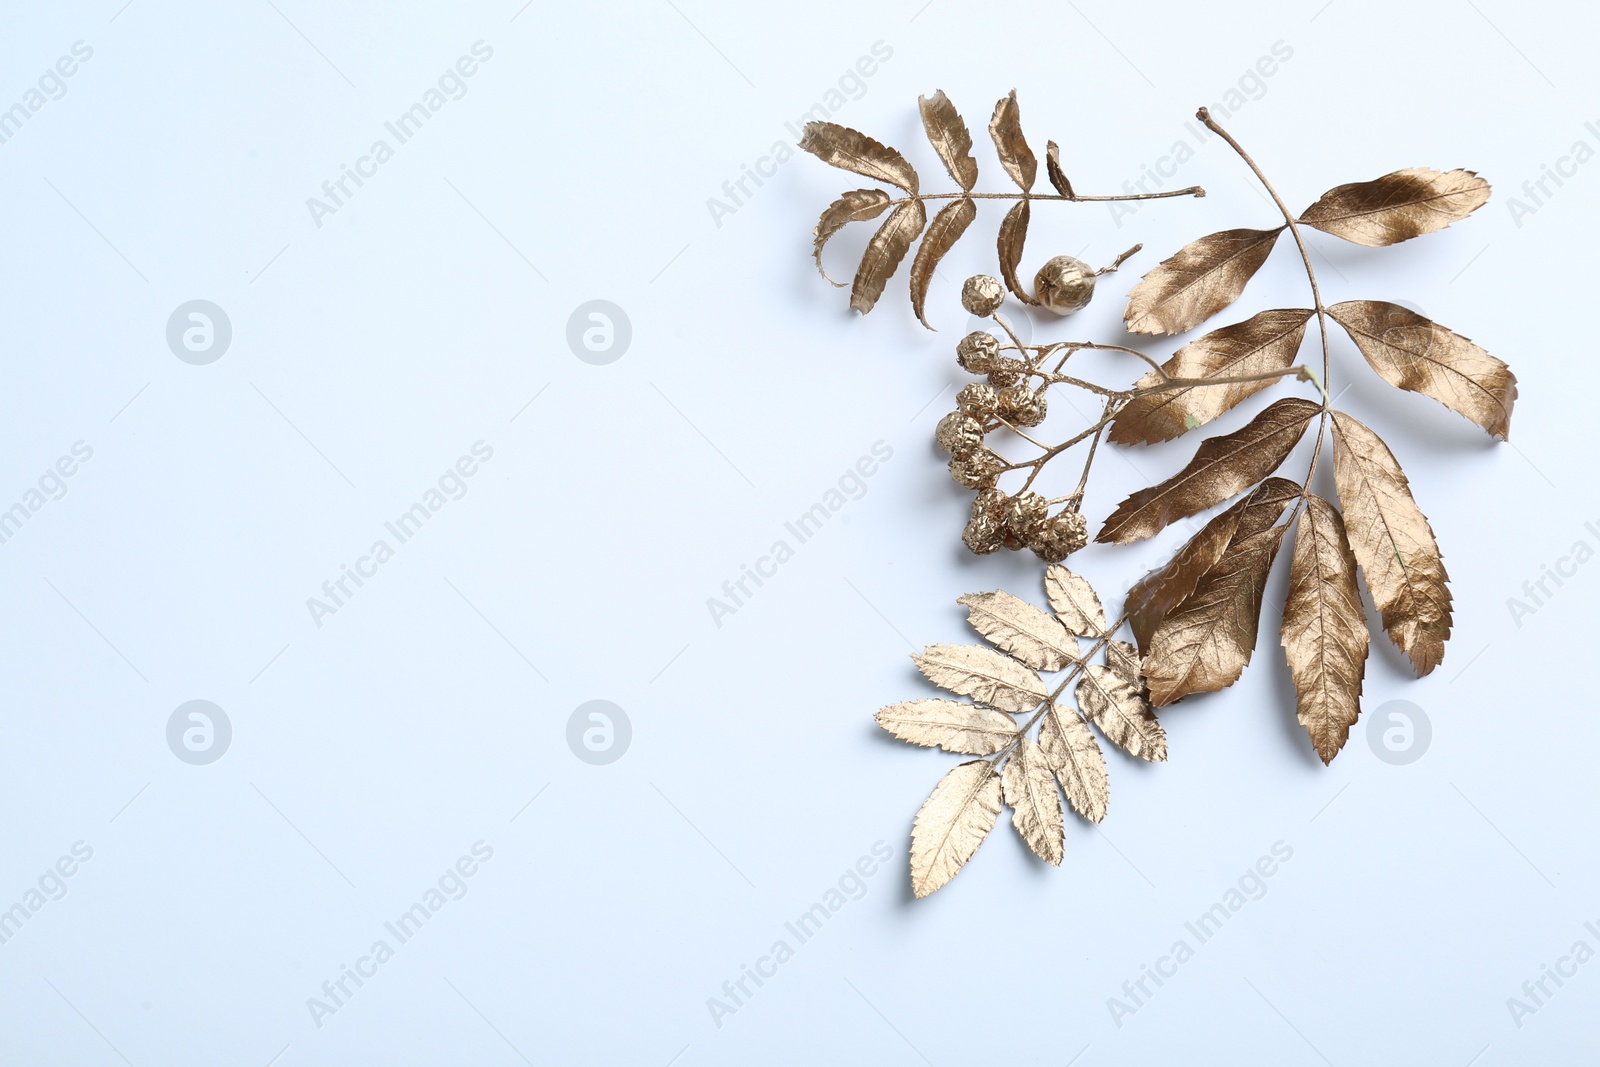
(934, 274, 1095, 562)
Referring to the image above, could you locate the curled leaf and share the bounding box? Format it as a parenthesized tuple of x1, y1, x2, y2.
(812, 189, 892, 286)
(1039, 702, 1108, 823)
(1282, 495, 1368, 764)
(1330, 411, 1452, 675)
(997, 199, 1038, 304)
(1076, 664, 1167, 762)
(918, 90, 978, 191)
(988, 90, 1036, 192)
(910, 197, 977, 329)
(1097, 397, 1319, 545)
(1110, 308, 1314, 444)
(958, 590, 1079, 672)
(1044, 565, 1105, 636)
(875, 699, 1020, 755)
(1123, 227, 1284, 335)
(913, 644, 1047, 714)
(851, 199, 926, 314)
(1142, 480, 1299, 706)
(1045, 140, 1074, 198)
(799, 121, 918, 194)
(911, 760, 1003, 897)
(1329, 300, 1516, 439)
(1299, 168, 1490, 246)
(1002, 738, 1064, 865)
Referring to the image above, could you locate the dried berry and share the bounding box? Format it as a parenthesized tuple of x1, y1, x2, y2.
(1028, 511, 1089, 562)
(998, 383, 1048, 427)
(948, 446, 1005, 489)
(1034, 255, 1096, 316)
(962, 488, 1006, 554)
(1004, 490, 1049, 539)
(935, 411, 983, 456)
(987, 357, 1026, 388)
(956, 383, 999, 420)
(956, 331, 1000, 374)
(960, 274, 1005, 316)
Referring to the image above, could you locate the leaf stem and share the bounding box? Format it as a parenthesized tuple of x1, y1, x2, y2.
(1195, 107, 1331, 510)
(890, 187, 1205, 206)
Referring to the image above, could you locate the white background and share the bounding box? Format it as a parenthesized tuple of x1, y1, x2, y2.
(1, 0, 1595, 1063)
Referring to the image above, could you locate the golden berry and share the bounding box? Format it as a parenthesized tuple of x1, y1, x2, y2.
(1034, 255, 1096, 316)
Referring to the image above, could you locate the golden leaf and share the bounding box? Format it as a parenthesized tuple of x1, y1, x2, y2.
(911, 760, 1003, 897)
(1045, 140, 1074, 198)
(1097, 397, 1319, 545)
(1330, 411, 1452, 675)
(913, 643, 1047, 714)
(910, 197, 977, 329)
(851, 199, 926, 314)
(874, 699, 1020, 755)
(812, 189, 892, 286)
(1299, 168, 1490, 246)
(1002, 737, 1065, 864)
(1126, 501, 1244, 654)
(1123, 227, 1284, 335)
(1329, 300, 1516, 440)
(958, 590, 1079, 672)
(1077, 664, 1167, 762)
(1282, 495, 1368, 763)
(1106, 640, 1143, 689)
(799, 120, 918, 194)
(1109, 308, 1315, 444)
(987, 89, 1036, 192)
(1038, 702, 1109, 822)
(1044, 564, 1105, 636)
(1125, 478, 1301, 653)
(1143, 480, 1298, 706)
(917, 90, 978, 191)
(997, 199, 1038, 304)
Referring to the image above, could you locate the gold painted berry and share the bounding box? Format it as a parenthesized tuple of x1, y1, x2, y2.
(935, 411, 983, 456)
(956, 331, 1000, 374)
(1034, 255, 1096, 316)
(961, 275, 1005, 316)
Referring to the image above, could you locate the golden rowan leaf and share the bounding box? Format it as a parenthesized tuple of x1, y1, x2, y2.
(1123, 227, 1284, 335)
(1143, 480, 1298, 706)
(918, 90, 978, 191)
(911, 760, 1003, 897)
(1109, 308, 1315, 444)
(958, 590, 1079, 672)
(910, 197, 976, 329)
(1077, 664, 1167, 761)
(913, 644, 1047, 714)
(988, 90, 1036, 192)
(812, 189, 892, 286)
(1330, 411, 1452, 675)
(1002, 738, 1064, 864)
(1045, 140, 1074, 198)
(1329, 300, 1516, 440)
(1097, 397, 1319, 545)
(1106, 640, 1143, 689)
(1125, 478, 1301, 654)
(1282, 495, 1368, 764)
(1039, 702, 1108, 822)
(874, 699, 1020, 755)
(851, 199, 926, 314)
(1126, 502, 1244, 654)
(1299, 168, 1490, 246)
(1044, 564, 1105, 636)
(799, 121, 919, 194)
(997, 199, 1038, 304)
